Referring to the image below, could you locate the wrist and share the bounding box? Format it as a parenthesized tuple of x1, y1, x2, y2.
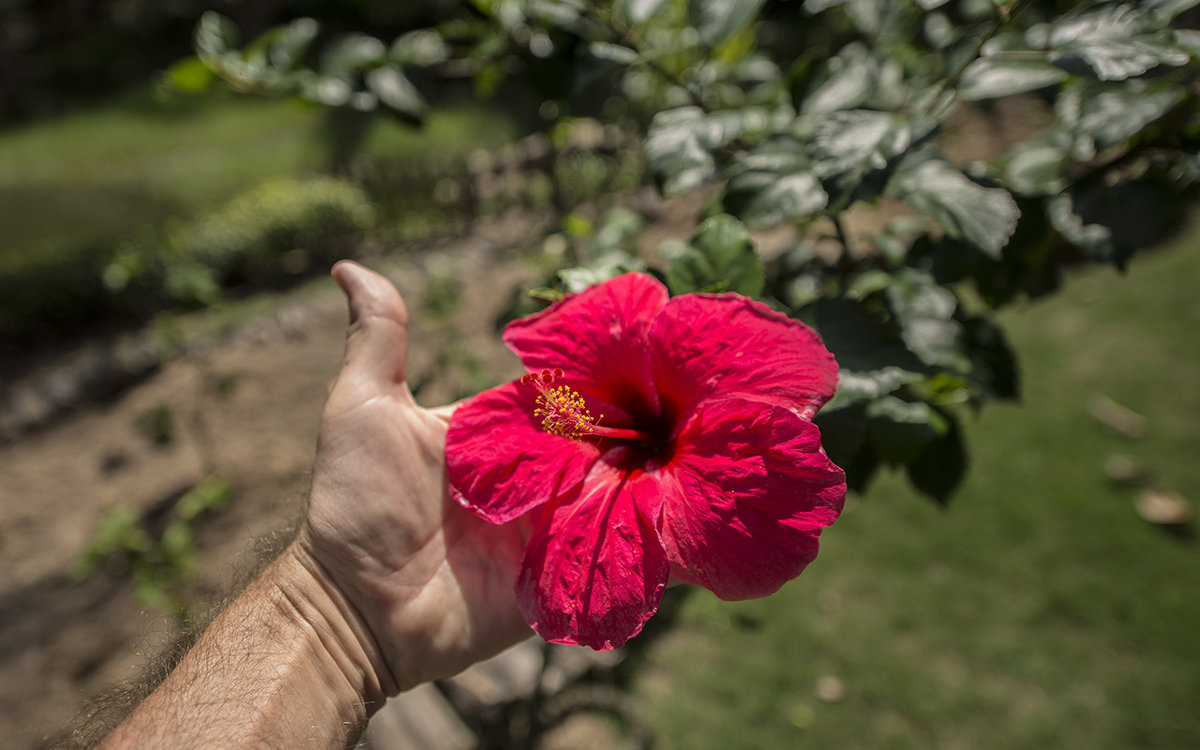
(98, 545, 388, 749)
(277, 540, 399, 705)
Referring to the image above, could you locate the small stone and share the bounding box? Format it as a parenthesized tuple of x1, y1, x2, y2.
(1134, 487, 1192, 526)
(1104, 454, 1153, 486)
(815, 675, 846, 703)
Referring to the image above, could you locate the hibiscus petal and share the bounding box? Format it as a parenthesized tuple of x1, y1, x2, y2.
(650, 293, 838, 424)
(446, 381, 599, 524)
(516, 460, 669, 650)
(657, 396, 846, 601)
(503, 273, 667, 424)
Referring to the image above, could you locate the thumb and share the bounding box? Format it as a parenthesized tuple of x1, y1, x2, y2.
(331, 260, 411, 393)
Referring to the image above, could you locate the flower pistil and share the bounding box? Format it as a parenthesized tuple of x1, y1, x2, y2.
(522, 368, 650, 443)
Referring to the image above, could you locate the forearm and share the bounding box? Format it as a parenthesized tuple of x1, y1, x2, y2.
(98, 546, 385, 750)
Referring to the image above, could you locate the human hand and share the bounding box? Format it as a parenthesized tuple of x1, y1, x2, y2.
(288, 261, 531, 698)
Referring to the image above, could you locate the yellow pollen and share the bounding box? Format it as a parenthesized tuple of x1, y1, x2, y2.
(520, 368, 653, 444)
(533, 383, 599, 439)
(521, 368, 602, 441)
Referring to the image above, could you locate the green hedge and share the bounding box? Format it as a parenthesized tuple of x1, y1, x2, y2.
(161, 176, 376, 297)
(0, 175, 376, 341)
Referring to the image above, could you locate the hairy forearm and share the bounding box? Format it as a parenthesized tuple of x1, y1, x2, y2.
(97, 546, 384, 750)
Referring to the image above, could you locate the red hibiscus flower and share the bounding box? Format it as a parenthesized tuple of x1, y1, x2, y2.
(446, 273, 846, 650)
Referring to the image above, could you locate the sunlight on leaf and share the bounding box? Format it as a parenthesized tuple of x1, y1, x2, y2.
(957, 57, 1068, 101)
(667, 214, 763, 296)
(888, 155, 1019, 258)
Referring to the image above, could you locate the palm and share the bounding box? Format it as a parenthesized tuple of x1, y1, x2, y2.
(301, 262, 530, 691)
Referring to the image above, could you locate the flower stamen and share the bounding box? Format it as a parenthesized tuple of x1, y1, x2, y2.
(522, 368, 650, 443)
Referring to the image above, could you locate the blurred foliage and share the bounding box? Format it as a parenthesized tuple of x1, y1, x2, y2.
(188, 0, 1200, 504)
(72, 473, 233, 624)
(153, 175, 376, 305)
(133, 402, 176, 448)
(0, 0, 468, 122)
(0, 175, 374, 340)
(7, 0, 1200, 509)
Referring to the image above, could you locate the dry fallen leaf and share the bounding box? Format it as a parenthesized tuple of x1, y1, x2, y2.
(1088, 394, 1146, 439)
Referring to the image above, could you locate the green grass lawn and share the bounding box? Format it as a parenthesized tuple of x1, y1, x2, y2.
(0, 88, 513, 257)
(633, 233, 1200, 749)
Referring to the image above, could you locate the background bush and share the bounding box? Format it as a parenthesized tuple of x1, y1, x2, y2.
(0, 175, 375, 342)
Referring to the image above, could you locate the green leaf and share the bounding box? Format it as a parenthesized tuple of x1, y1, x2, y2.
(1058, 79, 1184, 149)
(563, 213, 593, 239)
(525, 0, 585, 30)
(1048, 179, 1181, 268)
(366, 65, 427, 120)
(782, 271, 825, 309)
(956, 57, 1068, 101)
(803, 0, 898, 36)
(846, 269, 893, 300)
(472, 0, 528, 31)
(587, 41, 640, 65)
(923, 10, 956, 50)
(645, 107, 718, 197)
(620, 0, 672, 25)
(1173, 28, 1200, 58)
(807, 109, 930, 204)
(301, 75, 354, 107)
(839, 0, 887, 37)
(527, 287, 564, 304)
(646, 106, 782, 196)
(799, 43, 877, 115)
(176, 474, 233, 522)
(195, 12, 239, 66)
(813, 297, 927, 407)
(962, 316, 1019, 400)
(689, 0, 767, 48)
(160, 521, 195, 560)
(837, 367, 926, 404)
(566, 212, 595, 238)
(1148, 0, 1200, 20)
(667, 214, 763, 297)
(905, 410, 966, 504)
(968, 197, 1060, 306)
(166, 58, 216, 94)
(722, 138, 828, 227)
(591, 207, 646, 253)
(812, 401, 868, 474)
(558, 251, 647, 293)
(810, 110, 914, 178)
(885, 270, 970, 372)
(1042, 3, 1190, 81)
(887, 153, 1019, 258)
(906, 234, 975, 286)
(1001, 133, 1071, 197)
(266, 17, 319, 69)
(866, 396, 949, 466)
(321, 33, 387, 78)
(390, 29, 449, 67)
(804, 0, 846, 13)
